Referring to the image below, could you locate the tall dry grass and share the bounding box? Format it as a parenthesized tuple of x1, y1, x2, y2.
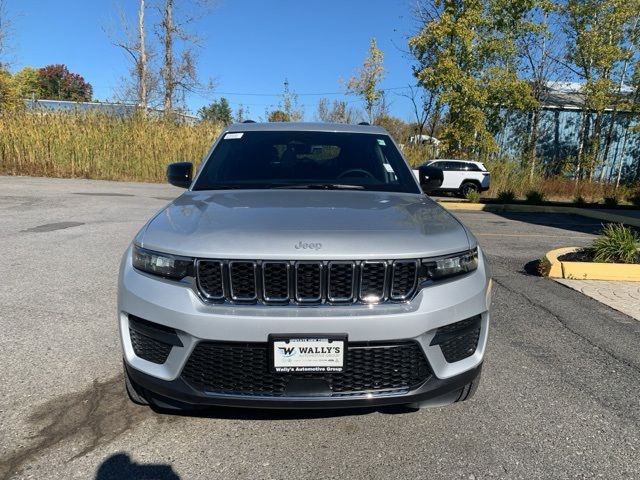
(0, 111, 220, 182)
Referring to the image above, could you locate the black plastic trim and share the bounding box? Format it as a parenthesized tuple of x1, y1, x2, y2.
(125, 361, 482, 410)
(128, 315, 183, 347)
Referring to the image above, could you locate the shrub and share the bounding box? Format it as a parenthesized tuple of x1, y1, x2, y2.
(573, 196, 586, 207)
(525, 190, 545, 205)
(497, 190, 516, 203)
(590, 223, 640, 264)
(465, 190, 481, 203)
(603, 196, 619, 207)
(537, 257, 551, 277)
(628, 190, 640, 207)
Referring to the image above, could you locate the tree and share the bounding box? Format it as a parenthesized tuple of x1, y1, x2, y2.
(561, 0, 640, 181)
(158, 0, 215, 115)
(398, 84, 436, 140)
(347, 38, 385, 123)
(267, 110, 290, 122)
(516, 3, 563, 180)
(13, 67, 44, 98)
(111, 0, 157, 111)
(281, 78, 303, 121)
(409, 0, 536, 158)
(198, 97, 232, 125)
(316, 98, 356, 123)
(37, 64, 92, 101)
(374, 114, 410, 144)
(0, 0, 12, 68)
(0, 68, 20, 111)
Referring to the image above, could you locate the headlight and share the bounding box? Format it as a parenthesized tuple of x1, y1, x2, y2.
(132, 245, 194, 280)
(421, 248, 478, 281)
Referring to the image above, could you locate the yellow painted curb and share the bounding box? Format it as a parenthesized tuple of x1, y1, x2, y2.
(440, 202, 640, 228)
(544, 247, 640, 281)
(544, 247, 579, 278)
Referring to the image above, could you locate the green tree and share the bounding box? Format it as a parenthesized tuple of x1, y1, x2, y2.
(562, 0, 640, 181)
(0, 68, 20, 111)
(409, 0, 536, 158)
(13, 67, 43, 98)
(198, 97, 232, 125)
(347, 38, 385, 123)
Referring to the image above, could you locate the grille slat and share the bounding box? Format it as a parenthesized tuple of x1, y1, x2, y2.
(391, 260, 418, 300)
(181, 341, 431, 397)
(328, 262, 355, 302)
(197, 259, 420, 305)
(229, 261, 257, 301)
(295, 262, 323, 303)
(359, 262, 387, 302)
(262, 262, 290, 302)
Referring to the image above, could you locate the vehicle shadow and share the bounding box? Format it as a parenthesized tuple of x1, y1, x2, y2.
(479, 210, 608, 237)
(95, 453, 180, 480)
(149, 403, 415, 420)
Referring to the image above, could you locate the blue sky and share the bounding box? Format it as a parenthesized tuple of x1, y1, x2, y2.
(5, 0, 422, 120)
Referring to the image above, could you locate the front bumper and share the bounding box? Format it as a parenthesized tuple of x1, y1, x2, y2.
(118, 246, 492, 408)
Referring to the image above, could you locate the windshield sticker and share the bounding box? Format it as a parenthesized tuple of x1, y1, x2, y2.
(377, 138, 386, 146)
(224, 132, 244, 140)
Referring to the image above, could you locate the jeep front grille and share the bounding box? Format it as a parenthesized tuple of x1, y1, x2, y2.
(196, 259, 418, 305)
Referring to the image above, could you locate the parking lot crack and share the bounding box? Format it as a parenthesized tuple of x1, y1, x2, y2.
(493, 277, 640, 375)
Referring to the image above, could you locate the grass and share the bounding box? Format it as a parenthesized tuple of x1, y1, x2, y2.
(0, 114, 638, 205)
(589, 223, 640, 264)
(464, 190, 481, 203)
(0, 111, 220, 182)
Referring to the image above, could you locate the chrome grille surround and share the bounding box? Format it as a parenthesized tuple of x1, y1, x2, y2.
(196, 259, 420, 306)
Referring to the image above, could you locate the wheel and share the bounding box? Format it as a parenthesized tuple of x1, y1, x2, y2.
(459, 181, 479, 198)
(123, 361, 149, 405)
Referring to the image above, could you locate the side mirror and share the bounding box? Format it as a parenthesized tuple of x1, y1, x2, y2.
(167, 162, 193, 189)
(418, 164, 443, 194)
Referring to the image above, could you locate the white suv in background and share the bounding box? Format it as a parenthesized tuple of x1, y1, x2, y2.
(425, 159, 490, 197)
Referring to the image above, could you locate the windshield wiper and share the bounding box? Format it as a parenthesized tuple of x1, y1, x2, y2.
(271, 183, 365, 190)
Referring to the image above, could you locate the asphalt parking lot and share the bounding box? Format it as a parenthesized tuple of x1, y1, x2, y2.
(1, 176, 639, 479)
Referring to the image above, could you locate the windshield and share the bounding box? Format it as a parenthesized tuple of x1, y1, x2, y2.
(192, 130, 420, 193)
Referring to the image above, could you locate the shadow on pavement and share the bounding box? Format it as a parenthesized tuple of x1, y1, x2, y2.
(95, 453, 180, 480)
(481, 211, 607, 236)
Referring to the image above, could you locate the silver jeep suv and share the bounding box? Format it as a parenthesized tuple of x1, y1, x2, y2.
(118, 122, 492, 410)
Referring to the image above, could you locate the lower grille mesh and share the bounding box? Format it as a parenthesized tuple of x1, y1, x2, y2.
(431, 316, 482, 363)
(181, 341, 431, 397)
(129, 329, 172, 364)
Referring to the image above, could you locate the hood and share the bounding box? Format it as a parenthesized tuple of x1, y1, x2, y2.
(140, 190, 470, 260)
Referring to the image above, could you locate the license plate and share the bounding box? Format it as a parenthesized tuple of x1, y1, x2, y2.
(270, 336, 346, 373)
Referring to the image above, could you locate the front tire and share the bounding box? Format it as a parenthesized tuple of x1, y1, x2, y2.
(124, 362, 149, 405)
(459, 181, 479, 198)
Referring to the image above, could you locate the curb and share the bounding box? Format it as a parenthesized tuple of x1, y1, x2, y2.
(544, 247, 640, 282)
(439, 202, 640, 228)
